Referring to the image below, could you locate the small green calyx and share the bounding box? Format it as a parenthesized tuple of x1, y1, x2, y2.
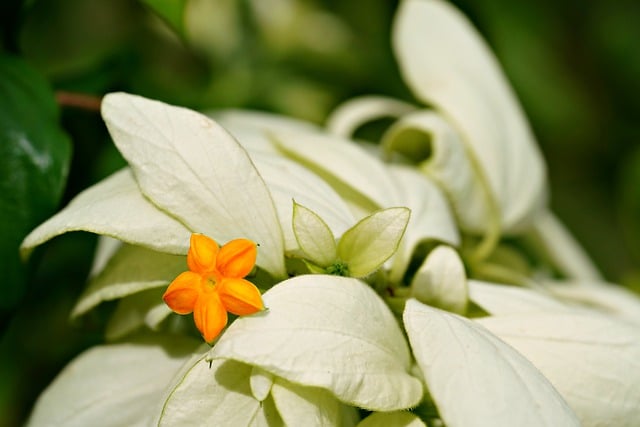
(326, 261, 350, 277)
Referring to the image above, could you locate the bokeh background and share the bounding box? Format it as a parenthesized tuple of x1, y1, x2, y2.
(1, 0, 639, 425)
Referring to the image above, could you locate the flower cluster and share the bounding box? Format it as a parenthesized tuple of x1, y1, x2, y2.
(21, 0, 640, 426)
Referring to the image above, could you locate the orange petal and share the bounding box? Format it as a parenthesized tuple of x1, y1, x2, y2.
(218, 278, 264, 316)
(187, 234, 219, 274)
(163, 271, 202, 314)
(193, 289, 228, 343)
(216, 239, 257, 278)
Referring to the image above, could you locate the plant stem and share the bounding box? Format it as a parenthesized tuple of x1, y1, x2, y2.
(55, 91, 102, 112)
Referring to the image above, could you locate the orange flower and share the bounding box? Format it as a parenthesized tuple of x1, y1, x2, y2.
(163, 233, 264, 343)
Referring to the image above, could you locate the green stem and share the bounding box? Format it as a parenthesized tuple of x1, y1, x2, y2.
(468, 201, 501, 264)
(472, 262, 545, 292)
(465, 143, 502, 264)
(469, 160, 502, 264)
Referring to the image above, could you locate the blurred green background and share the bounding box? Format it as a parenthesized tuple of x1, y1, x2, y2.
(1, 0, 639, 425)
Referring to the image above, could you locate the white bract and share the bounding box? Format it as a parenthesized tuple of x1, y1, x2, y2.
(410, 244, 468, 314)
(211, 108, 460, 280)
(330, 0, 548, 237)
(21, 168, 192, 256)
(477, 311, 640, 427)
(327, 0, 601, 280)
(27, 335, 202, 427)
(403, 300, 581, 427)
(210, 275, 423, 411)
(392, 0, 547, 234)
(101, 94, 287, 278)
(356, 411, 426, 427)
(21, 1, 640, 426)
(71, 244, 185, 318)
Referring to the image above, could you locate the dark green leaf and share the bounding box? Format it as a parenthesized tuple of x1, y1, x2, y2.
(0, 54, 71, 312)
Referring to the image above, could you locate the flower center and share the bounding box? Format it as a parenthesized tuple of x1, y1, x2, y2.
(205, 272, 223, 289)
(326, 261, 350, 276)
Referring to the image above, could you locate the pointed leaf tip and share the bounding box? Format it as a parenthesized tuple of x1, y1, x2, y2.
(101, 92, 286, 278)
(292, 201, 338, 267)
(338, 207, 410, 278)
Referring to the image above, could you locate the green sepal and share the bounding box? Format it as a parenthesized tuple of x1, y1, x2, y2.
(292, 201, 337, 267)
(337, 207, 410, 278)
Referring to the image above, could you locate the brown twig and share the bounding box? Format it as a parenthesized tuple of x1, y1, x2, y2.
(55, 91, 103, 112)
